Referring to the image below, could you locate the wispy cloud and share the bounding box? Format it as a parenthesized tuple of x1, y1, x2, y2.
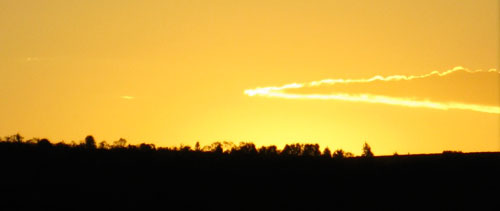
(244, 67, 500, 114)
(25, 57, 41, 62)
(121, 96, 135, 100)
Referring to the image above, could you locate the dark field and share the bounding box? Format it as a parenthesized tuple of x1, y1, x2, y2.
(1, 138, 499, 210)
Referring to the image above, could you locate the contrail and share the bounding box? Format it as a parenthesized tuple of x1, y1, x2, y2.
(244, 67, 500, 114)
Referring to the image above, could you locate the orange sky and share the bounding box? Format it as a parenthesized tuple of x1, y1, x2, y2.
(1, 0, 498, 155)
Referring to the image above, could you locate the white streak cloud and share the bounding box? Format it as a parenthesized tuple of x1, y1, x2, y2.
(244, 67, 500, 114)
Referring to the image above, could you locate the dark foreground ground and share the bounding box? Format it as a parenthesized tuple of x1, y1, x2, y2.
(1, 142, 499, 210)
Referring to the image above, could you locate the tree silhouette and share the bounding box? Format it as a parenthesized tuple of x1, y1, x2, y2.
(113, 138, 127, 148)
(0, 133, 496, 210)
(333, 149, 346, 159)
(14, 133, 23, 143)
(139, 143, 155, 151)
(362, 142, 373, 158)
(210, 142, 223, 154)
(235, 142, 257, 155)
(180, 144, 191, 152)
(24, 138, 35, 144)
(282, 143, 303, 156)
(222, 141, 236, 153)
(37, 138, 52, 148)
(195, 142, 201, 151)
(322, 147, 331, 158)
(4, 133, 24, 143)
(99, 141, 109, 149)
(85, 135, 96, 149)
(0, 132, 366, 159)
(258, 145, 278, 156)
(303, 144, 321, 157)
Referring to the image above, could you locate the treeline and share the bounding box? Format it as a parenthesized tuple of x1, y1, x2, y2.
(0, 133, 374, 158)
(1, 133, 499, 209)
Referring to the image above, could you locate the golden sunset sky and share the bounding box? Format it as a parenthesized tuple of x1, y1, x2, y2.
(1, 0, 498, 155)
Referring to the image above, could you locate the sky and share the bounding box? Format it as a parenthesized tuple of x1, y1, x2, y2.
(0, 0, 498, 155)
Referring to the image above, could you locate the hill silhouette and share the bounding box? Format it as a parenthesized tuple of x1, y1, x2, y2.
(0, 134, 499, 209)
